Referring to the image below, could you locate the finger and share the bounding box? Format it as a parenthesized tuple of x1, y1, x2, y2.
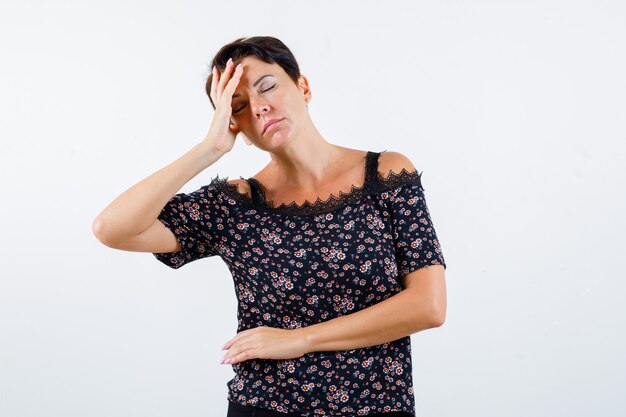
(222, 329, 244, 350)
(223, 326, 251, 351)
(213, 62, 228, 105)
(210, 66, 219, 104)
(218, 63, 243, 109)
(224, 351, 246, 365)
(222, 341, 255, 364)
(217, 58, 235, 103)
(222, 64, 243, 106)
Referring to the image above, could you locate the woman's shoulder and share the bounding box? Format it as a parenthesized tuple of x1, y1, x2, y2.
(376, 150, 417, 180)
(225, 178, 252, 199)
(202, 175, 253, 199)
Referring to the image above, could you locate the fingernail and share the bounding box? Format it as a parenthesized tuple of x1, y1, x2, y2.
(224, 358, 232, 364)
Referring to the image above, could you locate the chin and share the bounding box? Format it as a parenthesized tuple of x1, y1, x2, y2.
(261, 125, 293, 145)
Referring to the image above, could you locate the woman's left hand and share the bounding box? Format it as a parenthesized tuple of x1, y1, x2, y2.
(220, 326, 309, 365)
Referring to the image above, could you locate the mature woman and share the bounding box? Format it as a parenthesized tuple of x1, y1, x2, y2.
(93, 36, 447, 417)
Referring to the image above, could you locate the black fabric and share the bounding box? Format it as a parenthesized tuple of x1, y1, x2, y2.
(154, 150, 446, 416)
(247, 177, 264, 205)
(227, 400, 415, 417)
(364, 149, 381, 192)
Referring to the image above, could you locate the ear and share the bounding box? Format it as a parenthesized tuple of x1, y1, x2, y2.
(230, 119, 252, 146)
(298, 75, 312, 104)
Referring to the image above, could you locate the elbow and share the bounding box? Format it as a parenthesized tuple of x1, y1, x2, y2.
(92, 216, 117, 248)
(92, 216, 105, 241)
(430, 315, 445, 328)
(429, 307, 446, 328)
(425, 297, 446, 328)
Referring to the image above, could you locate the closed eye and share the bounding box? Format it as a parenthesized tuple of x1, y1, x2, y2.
(233, 84, 276, 114)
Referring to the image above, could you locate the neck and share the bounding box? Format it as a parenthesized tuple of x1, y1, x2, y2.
(263, 125, 345, 191)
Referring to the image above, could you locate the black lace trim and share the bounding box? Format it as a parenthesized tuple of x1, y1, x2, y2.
(206, 168, 424, 216)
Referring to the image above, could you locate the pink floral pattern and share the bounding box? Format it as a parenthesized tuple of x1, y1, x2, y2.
(153, 151, 446, 416)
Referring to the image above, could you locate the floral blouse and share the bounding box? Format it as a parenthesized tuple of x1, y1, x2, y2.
(152, 150, 447, 416)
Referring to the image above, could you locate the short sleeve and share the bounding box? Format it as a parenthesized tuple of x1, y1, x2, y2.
(386, 174, 447, 276)
(152, 184, 229, 269)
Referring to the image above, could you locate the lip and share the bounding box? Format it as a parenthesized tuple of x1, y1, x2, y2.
(263, 118, 284, 134)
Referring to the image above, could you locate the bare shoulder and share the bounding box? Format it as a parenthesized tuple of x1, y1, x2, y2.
(377, 151, 417, 179)
(226, 179, 252, 198)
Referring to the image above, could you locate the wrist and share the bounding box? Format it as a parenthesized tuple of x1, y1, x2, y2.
(295, 326, 316, 355)
(194, 140, 224, 164)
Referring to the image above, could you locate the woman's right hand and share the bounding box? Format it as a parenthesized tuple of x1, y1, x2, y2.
(204, 58, 244, 156)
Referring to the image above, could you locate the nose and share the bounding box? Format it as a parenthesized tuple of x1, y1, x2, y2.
(252, 100, 270, 117)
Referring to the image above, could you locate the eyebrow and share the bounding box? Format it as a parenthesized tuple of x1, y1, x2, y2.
(232, 74, 273, 99)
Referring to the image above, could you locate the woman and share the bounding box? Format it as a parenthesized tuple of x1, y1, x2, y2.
(93, 36, 447, 417)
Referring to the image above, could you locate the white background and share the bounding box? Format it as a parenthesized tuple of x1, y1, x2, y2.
(1, 1, 625, 416)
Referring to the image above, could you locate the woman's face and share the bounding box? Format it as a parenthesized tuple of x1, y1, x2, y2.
(228, 56, 311, 150)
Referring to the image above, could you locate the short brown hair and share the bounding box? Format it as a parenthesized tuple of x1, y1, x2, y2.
(205, 36, 302, 110)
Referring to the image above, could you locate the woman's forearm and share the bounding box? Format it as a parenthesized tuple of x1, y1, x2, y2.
(92, 140, 222, 245)
(297, 289, 442, 354)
